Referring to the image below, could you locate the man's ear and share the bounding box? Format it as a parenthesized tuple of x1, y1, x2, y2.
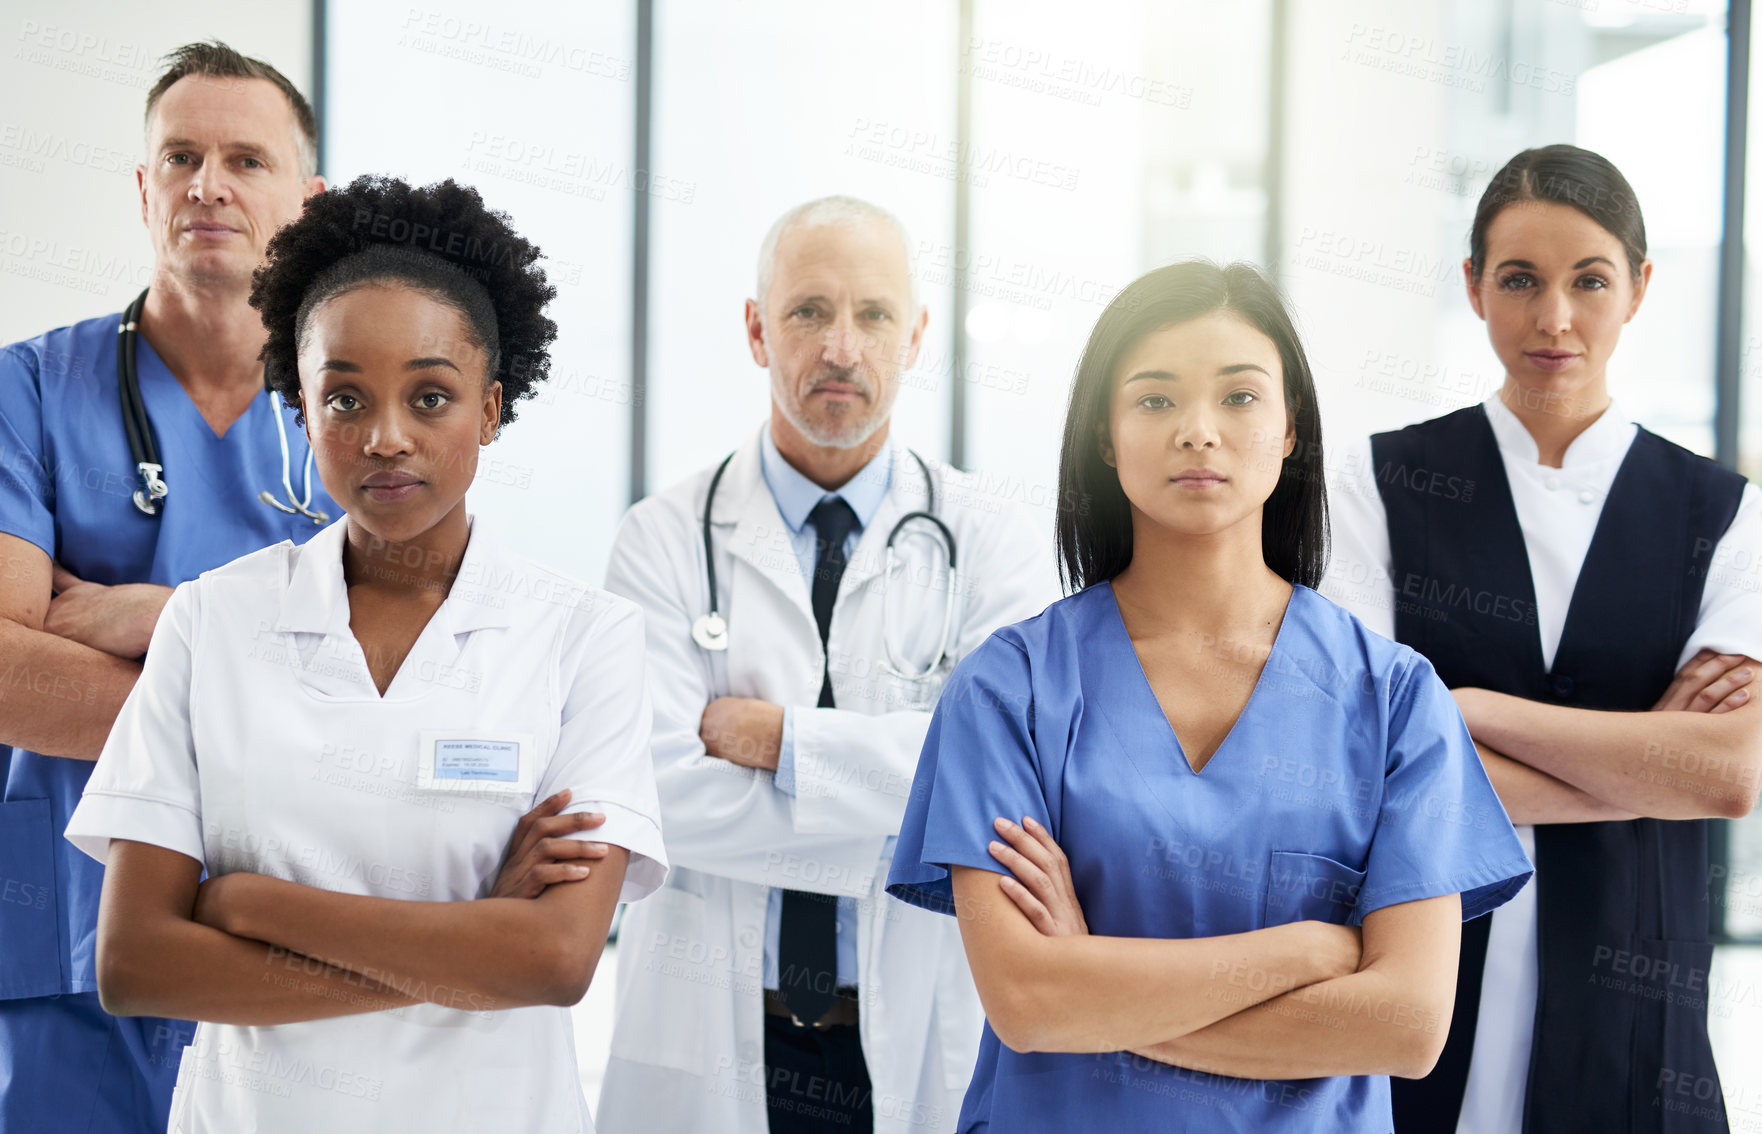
(745, 298, 770, 369)
(901, 304, 929, 371)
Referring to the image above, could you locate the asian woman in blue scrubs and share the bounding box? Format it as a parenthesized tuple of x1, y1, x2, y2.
(886, 261, 1534, 1132)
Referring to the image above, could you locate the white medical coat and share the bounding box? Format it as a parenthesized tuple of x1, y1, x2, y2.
(594, 428, 1056, 1134)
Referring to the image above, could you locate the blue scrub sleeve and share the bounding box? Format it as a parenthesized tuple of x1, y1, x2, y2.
(0, 343, 55, 555)
(885, 634, 1045, 916)
(1354, 651, 1533, 923)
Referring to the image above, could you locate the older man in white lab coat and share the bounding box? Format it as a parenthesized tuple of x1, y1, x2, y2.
(596, 197, 1053, 1134)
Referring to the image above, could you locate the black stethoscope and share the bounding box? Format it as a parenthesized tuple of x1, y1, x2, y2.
(119, 288, 329, 523)
(691, 447, 959, 681)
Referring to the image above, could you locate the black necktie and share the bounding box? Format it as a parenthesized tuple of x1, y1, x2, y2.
(778, 496, 859, 1023)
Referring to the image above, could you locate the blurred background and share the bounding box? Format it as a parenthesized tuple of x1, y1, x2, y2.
(4, 0, 1761, 1108)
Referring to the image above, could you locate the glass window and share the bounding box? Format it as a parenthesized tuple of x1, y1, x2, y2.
(1283, 2, 1725, 460)
(644, 0, 958, 493)
(961, 0, 1272, 552)
(325, 0, 636, 580)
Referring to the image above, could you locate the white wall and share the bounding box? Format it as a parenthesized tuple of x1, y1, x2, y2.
(0, 2, 313, 344)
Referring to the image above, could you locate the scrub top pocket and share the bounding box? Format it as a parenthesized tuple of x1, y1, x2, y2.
(0, 798, 60, 997)
(1263, 850, 1366, 927)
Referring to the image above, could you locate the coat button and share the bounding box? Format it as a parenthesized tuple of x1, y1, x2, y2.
(1552, 675, 1575, 697)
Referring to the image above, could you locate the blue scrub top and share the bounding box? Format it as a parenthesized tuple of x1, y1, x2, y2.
(886, 582, 1532, 1134)
(0, 312, 339, 1000)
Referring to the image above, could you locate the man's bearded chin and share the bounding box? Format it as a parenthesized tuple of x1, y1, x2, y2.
(774, 366, 896, 450)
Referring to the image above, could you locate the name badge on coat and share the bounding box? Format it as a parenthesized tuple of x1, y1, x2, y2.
(416, 731, 536, 795)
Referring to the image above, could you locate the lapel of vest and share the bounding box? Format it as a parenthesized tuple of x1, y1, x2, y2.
(1380, 404, 1547, 689)
(1549, 428, 1686, 705)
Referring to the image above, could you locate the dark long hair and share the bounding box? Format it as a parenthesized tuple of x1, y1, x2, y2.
(1469, 145, 1646, 281)
(1054, 260, 1328, 593)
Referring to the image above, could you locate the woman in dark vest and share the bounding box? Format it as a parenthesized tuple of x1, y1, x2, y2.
(1326, 144, 1762, 1134)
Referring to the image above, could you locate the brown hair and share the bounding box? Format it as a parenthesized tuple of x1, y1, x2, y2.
(145, 40, 318, 177)
(1469, 145, 1646, 282)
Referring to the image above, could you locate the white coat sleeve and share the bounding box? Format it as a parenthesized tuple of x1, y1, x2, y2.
(789, 499, 1056, 834)
(604, 499, 884, 898)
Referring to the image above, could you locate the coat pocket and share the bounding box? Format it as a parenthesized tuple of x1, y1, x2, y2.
(0, 798, 61, 998)
(1262, 850, 1366, 928)
(606, 883, 713, 1076)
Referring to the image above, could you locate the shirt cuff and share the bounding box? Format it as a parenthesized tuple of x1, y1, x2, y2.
(773, 708, 797, 797)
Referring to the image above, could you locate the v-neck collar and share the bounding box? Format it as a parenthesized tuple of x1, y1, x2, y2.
(136, 327, 263, 444)
(1096, 579, 1302, 777)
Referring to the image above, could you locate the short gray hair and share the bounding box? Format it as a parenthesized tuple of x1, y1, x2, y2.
(755, 195, 918, 312)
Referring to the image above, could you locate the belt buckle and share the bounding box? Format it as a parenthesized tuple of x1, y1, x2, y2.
(768, 988, 853, 1030)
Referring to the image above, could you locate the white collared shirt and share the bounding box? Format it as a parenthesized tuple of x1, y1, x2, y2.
(1322, 395, 1762, 1134)
(66, 516, 667, 1134)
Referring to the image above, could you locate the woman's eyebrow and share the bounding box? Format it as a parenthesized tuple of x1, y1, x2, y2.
(1124, 362, 1270, 384)
(1493, 256, 1616, 271)
(405, 357, 460, 371)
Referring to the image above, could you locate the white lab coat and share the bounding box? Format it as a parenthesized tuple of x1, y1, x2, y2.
(595, 427, 1055, 1134)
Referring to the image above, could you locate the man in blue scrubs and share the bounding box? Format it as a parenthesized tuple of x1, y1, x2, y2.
(0, 42, 332, 1133)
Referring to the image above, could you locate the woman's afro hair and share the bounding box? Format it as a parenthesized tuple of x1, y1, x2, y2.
(250, 175, 557, 426)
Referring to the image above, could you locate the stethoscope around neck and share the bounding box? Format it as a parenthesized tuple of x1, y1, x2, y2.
(119, 287, 329, 524)
(690, 447, 960, 682)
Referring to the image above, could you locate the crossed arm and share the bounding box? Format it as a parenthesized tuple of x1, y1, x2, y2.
(954, 818, 1458, 1081)
(97, 791, 625, 1025)
(1459, 650, 1762, 823)
(0, 532, 167, 759)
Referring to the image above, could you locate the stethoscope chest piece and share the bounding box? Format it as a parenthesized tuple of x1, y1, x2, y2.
(690, 448, 956, 682)
(691, 611, 730, 652)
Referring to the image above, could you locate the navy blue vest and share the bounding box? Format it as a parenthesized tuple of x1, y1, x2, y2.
(1374, 405, 1740, 1134)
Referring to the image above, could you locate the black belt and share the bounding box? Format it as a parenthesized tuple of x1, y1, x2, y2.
(763, 987, 859, 1029)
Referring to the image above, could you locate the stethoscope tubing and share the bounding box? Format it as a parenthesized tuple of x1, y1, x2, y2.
(693, 446, 957, 681)
(118, 287, 327, 524)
